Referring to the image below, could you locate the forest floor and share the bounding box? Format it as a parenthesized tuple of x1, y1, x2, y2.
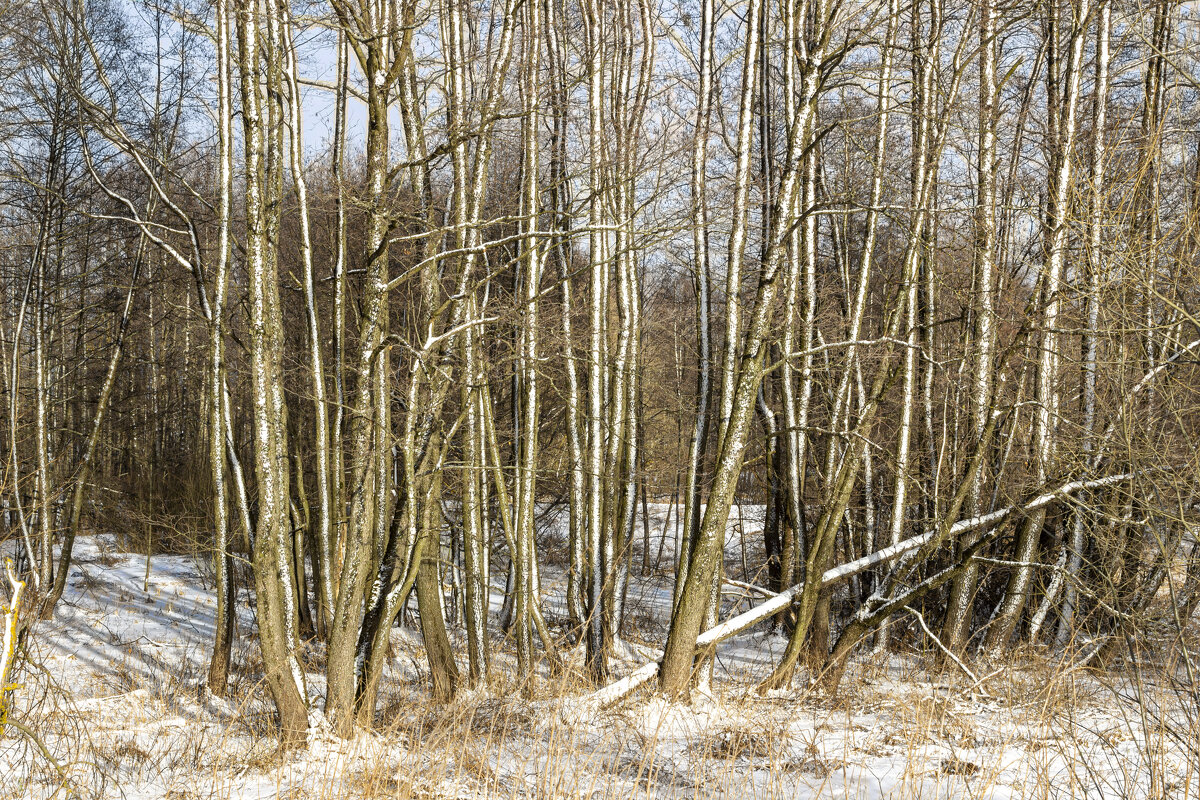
(4, 507, 1199, 799)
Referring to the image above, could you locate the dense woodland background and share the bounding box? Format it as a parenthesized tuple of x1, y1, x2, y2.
(2, 0, 1200, 749)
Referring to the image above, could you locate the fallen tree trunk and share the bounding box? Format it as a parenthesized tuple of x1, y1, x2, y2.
(581, 472, 1136, 709)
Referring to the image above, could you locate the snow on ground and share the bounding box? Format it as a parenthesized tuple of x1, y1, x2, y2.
(4, 508, 1198, 799)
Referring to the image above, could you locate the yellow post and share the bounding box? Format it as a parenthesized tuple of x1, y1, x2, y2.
(1, 557, 26, 734)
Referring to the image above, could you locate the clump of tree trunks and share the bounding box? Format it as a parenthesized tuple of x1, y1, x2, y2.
(0, 0, 1198, 746)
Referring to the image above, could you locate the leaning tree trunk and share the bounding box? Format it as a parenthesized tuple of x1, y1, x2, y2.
(659, 0, 832, 697)
(43, 224, 145, 616)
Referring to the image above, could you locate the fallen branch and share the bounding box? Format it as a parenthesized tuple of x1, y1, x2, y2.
(580, 472, 1136, 710)
(722, 578, 776, 598)
(908, 607, 979, 687)
(1094, 338, 1200, 469)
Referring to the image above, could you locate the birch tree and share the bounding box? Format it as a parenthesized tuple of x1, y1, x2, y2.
(236, 0, 308, 745)
(986, 0, 1092, 653)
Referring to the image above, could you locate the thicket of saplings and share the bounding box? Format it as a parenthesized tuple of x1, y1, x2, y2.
(0, 0, 1197, 780)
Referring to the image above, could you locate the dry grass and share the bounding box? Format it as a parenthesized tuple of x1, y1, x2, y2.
(8, 649, 1200, 800)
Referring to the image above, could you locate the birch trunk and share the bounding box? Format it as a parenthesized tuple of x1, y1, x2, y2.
(460, 293, 488, 684)
(986, 0, 1091, 653)
(237, 0, 307, 745)
(584, 0, 610, 678)
(676, 0, 715, 612)
(1057, 0, 1109, 646)
(281, 0, 334, 641)
(325, 0, 398, 732)
(545, 0, 585, 632)
(943, 0, 999, 654)
(205, 0, 235, 692)
(513, 0, 543, 681)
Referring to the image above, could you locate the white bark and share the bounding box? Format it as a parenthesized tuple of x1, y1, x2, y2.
(281, 1, 334, 635)
(1058, 0, 1109, 646)
(988, 0, 1092, 652)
